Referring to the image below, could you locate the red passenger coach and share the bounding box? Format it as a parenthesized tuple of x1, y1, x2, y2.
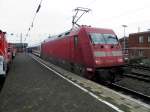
(41, 26, 124, 82)
(27, 45, 41, 57)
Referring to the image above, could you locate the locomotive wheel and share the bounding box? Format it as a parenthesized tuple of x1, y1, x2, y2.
(96, 70, 115, 84)
(109, 73, 115, 83)
(85, 71, 94, 80)
(70, 63, 74, 72)
(79, 67, 84, 77)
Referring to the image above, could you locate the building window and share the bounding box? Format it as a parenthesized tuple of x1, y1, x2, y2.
(139, 50, 143, 57)
(139, 36, 144, 43)
(148, 36, 150, 43)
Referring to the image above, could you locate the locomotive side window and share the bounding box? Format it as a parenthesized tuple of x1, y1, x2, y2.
(74, 35, 78, 48)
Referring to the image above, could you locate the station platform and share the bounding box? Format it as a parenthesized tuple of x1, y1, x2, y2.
(0, 53, 117, 112)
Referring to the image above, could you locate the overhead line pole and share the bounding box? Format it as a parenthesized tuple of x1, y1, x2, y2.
(122, 25, 127, 54)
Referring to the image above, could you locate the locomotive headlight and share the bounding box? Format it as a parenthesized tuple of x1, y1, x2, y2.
(95, 59, 102, 65)
(117, 58, 123, 62)
(86, 68, 93, 72)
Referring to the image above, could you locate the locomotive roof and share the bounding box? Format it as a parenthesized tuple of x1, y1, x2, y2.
(69, 25, 115, 35)
(43, 30, 71, 43)
(80, 25, 115, 34)
(43, 25, 115, 43)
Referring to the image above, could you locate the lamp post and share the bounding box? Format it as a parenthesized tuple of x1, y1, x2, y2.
(122, 25, 127, 54)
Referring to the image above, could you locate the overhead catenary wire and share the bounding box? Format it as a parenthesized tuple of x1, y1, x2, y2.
(26, 0, 44, 37)
(82, 0, 150, 29)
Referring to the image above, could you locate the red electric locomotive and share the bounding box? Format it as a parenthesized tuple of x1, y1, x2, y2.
(0, 30, 9, 77)
(41, 25, 124, 82)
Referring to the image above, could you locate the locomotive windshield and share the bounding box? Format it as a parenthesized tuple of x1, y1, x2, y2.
(90, 33, 118, 44)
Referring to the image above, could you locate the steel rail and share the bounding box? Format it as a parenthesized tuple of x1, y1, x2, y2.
(123, 73, 150, 82)
(126, 64, 150, 71)
(111, 83, 150, 103)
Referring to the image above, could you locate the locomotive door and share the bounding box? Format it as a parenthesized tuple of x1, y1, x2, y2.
(69, 35, 80, 73)
(70, 35, 79, 62)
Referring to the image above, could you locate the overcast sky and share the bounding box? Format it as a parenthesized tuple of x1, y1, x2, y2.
(0, 0, 150, 45)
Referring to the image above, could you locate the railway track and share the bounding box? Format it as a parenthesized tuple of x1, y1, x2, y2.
(123, 73, 150, 82)
(126, 64, 150, 71)
(123, 64, 150, 82)
(111, 83, 150, 103)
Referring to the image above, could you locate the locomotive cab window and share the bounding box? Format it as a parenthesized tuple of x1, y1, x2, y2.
(103, 34, 118, 44)
(90, 33, 118, 44)
(74, 35, 78, 48)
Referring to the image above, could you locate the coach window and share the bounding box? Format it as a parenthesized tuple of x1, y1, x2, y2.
(74, 35, 78, 48)
(148, 36, 150, 43)
(139, 36, 144, 43)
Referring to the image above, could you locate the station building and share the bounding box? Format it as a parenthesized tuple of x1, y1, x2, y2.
(9, 43, 28, 53)
(128, 31, 150, 58)
(119, 31, 150, 59)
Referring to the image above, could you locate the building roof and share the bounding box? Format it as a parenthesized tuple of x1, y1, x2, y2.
(130, 31, 150, 35)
